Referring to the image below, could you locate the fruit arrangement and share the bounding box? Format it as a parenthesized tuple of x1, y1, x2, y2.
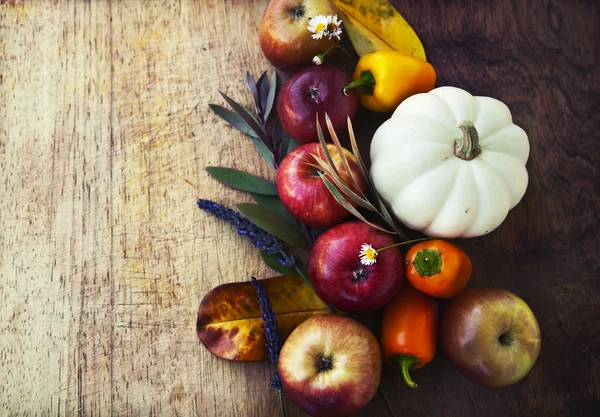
(196, 1, 539, 416)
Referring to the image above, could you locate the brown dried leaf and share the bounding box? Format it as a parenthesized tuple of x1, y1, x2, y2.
(347, 117, 373, 194)
(309, 155, 376, 211)
(315, 114, 343, 179)
(325, 113, 366, 198)
(347, 117, 408, 239)
(197, 275, 329, 362)
(318, 173, 395, 233)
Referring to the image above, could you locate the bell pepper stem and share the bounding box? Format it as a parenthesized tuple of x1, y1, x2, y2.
(389, 354, 420, 388)
(412, 248, 442, 277)
(343, 70, 376, 96)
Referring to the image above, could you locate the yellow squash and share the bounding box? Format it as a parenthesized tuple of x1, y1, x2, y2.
(334, 0, 426, 60)
(337, 11, 392, 57)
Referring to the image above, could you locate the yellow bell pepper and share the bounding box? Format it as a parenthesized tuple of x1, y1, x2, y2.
(344, 51, 437, 113)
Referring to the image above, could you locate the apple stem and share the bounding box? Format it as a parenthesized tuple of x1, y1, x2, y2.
(376, 237, 431, 253)
(390, 354, 420, 388)
(343, 70, 376, 96)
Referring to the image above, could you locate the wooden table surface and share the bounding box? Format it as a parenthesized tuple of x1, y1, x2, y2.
(1, 0, 598, 416)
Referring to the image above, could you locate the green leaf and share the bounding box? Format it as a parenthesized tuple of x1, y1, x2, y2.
(260, 251, 298, 276)
(219, 91, 269, 144)
(257, 72, 269, 112)
(295, 260, 309, 279)
(309, 227, 326, 242)
(209, 104, 256, 137)
(249, 136, 276, 168)
(246, 71, 259, 111)
(237, 203, 309, 250)
(209, 104, 275, 168)
(250, 194, 297, 224)
(264, 72, 277, 121)
(287, 138, 300, 155)
(205, 167, 278, 196)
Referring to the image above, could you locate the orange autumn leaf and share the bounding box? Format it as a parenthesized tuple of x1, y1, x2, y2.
(197, 275, 329, 361)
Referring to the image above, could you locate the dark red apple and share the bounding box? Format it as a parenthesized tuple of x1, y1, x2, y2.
(277, 65, 357, 143)
(259, 0, 338, 70)
(278, 314, 382, 417)
(277, 143, 366, 228)
(441, 288, 541, 387)
(308, 221, 404, 312)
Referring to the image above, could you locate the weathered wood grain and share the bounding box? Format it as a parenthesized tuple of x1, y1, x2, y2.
(0, 0, 598, 416)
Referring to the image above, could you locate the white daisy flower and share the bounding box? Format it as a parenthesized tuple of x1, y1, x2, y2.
(312, 55, 324, 65)
(308, 15, 329, 40)
(325, 15, 343, 40)
(359, 243, 378, 266)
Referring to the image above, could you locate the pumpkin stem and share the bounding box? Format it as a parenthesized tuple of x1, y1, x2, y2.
(454, 121, 482, 161)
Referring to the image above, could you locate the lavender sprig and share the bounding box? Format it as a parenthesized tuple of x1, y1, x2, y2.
(251, 277, 282, 366)
(251, 277, 286, 417)
(197, 199, 294, 268)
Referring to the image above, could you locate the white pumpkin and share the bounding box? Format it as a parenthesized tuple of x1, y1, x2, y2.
(370, 86, 530, 238)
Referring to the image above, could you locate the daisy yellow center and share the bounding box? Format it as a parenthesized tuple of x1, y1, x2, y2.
(315, 22, 326, 33)
(364, 248, 377, 260)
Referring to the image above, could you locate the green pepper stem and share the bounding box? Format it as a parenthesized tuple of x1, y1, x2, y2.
(389, 354, 420, 388)
(343, 70, 376, 96)
(412, 248, 442, 277)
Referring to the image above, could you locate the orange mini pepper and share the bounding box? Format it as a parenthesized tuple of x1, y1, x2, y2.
(381, 285, 438, 388)
(343, 50, 436, 112)
(405, 240, 472, 298)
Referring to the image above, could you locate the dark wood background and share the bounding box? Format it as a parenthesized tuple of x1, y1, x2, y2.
(357, 1, 599, 416)
(0, 0, 597, 416)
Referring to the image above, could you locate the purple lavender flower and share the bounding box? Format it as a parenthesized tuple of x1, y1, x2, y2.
(251, 277, 283, 391)
(277, 252, 295, 268)
(197, 199, 294, 263)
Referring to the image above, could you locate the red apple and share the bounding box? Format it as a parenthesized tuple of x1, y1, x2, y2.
(308, 221, 404, 312)
(278, 314, 382, 417)
(441, 288, 541, 387)
(277, 65, 357, 143)
(259, 0, 338, 70)
(277, 143, 366, 228)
